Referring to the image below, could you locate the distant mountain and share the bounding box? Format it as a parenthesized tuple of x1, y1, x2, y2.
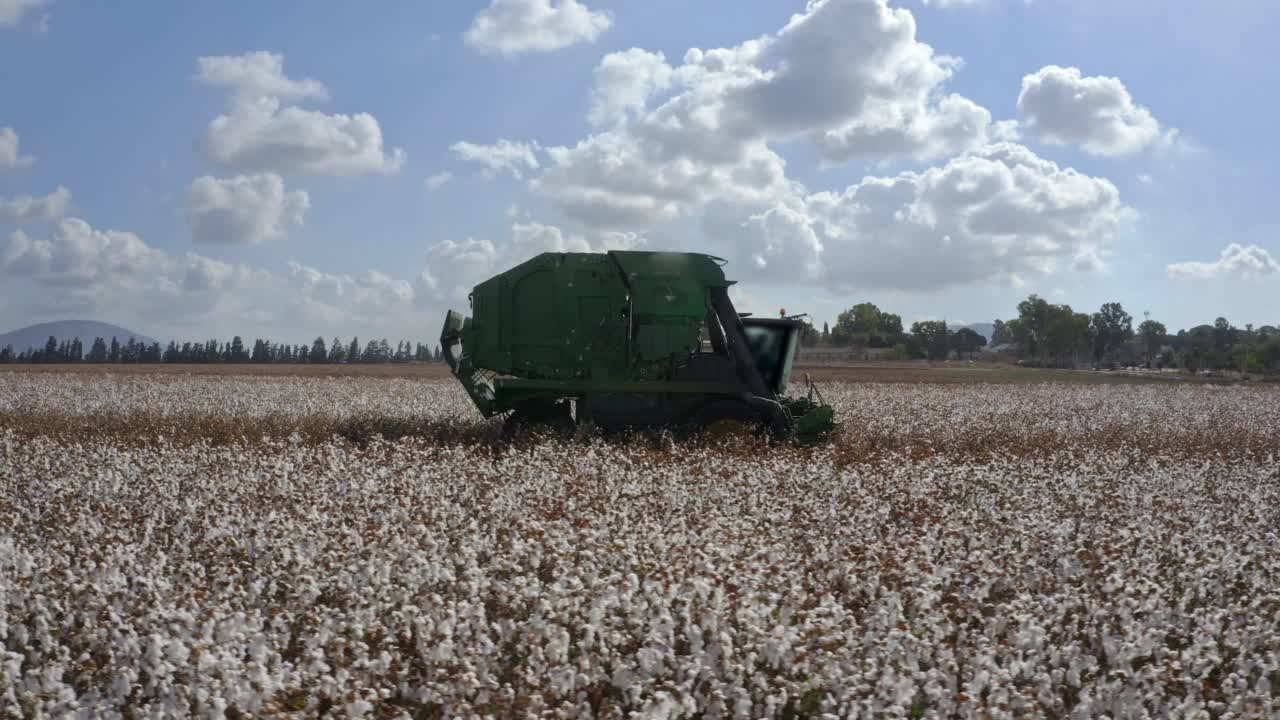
(949, 322, 996, 343)
(0, 320, 156, 353)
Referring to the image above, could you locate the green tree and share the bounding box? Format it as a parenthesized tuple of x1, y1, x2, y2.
(990, 319, 1009, 347)
(951, 327, 987, 359)
(833, 302, 882, 347)
(877, 313, 904, 347)
(910, 320, 949, 360)
(1089, 302, 1133, 365)
(1045, 308, 1091, 367)
(1138, 319, 1167, 368)
(1016, 295, 1053, 363)
(1213, 317, 1234, 351)
(310, 337, 328, 364)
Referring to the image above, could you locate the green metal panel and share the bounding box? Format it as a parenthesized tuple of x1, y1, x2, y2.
(466, 252, 631, 382)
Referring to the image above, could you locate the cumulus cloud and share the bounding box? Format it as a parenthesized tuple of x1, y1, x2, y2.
(424, 171, 452, 191)
(451, 140, 540, 179)
(536, 0, 999, 229)
(2, 219, 174, 287)
(288, 258, 412, 312)
(185, 174, 309, 245)
(0, 218, 265, 312)
(589, 48, 674, 126)
(920, 0, 985, 7)
(0, 0, 44, 27)
(196, 51, 328, 104)
(0, 186, 71, 221)
(197, 52, 405, 176)
(418, 221, 646, 305)
(0, 215, 425, 339)
(0, 127, 34, 170)
(464, 0, 611, 55)
(1017, 65, 1163, 156)
(1167, 244, 1280, 280)
(706, 142, 1130, 292)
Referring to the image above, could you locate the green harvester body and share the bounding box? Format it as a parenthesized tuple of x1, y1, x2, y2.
(440, 251, 834, 438)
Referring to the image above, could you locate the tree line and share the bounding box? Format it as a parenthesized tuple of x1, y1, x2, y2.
(798, 302, 989, 361)
(800, 295, 1280, 374)
(0, 335, 448, 365)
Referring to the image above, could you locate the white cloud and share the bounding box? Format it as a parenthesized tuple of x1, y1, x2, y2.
(589, 48, 674, 126)
(197, 52, 405, 176)
(0, 127, 34, 170)
(1167, 244, 1280, 280)
(0, 214, 426, 340)
(418, 221, 646, 305)
(424, 171, 452, 191)
(536, 0, 999, 229)
(706, 143, 1131, 292)
(451, 139, 540, 179)
(285, 262, 419, 332)
(185, 174, 309, 245)
(2, 218, 175, 287)
(0, 0, 45, 27)
(464, 0, 611, 55)
(920, 0, 984, 7)
(0, 186, 71, 221)
(196, 51, 328, 104)
(1017, 65, 1163, 156)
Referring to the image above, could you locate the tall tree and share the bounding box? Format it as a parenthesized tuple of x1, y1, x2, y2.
(348, 337, 361, 363)
(88, 337, 107, 362)
(310, 337, 328, 364)
(1138, 319, 1167, 368)
(330, 337, 345, 364)
(833, 302, 883, 347)
(1213, 317, 1234, 351)
(990, 319, 1008, 347)
(951, 327, 987, 359)
(1015, 295, 1054, 364)
(1090, 302, 1133, 365)
(910, 321, 950, 360)
(109, 337, 121, 363)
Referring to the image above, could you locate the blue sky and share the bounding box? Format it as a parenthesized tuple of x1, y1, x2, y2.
(1, 0, 1278, 343)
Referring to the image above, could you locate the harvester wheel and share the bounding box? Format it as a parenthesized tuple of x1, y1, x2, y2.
(502, 400, 576, 440)
(691, 399, 764, 437)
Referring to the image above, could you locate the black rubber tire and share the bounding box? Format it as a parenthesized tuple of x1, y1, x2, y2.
(502, 401, 576, 440)
(690, 399, 764, 433)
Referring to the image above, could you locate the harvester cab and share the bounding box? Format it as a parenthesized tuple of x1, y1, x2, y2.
(440, 251, 835, 441)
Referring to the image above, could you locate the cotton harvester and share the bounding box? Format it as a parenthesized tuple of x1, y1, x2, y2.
(439, 251, 834, 440)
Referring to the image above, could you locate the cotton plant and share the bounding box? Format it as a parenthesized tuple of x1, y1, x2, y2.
(1, 377, 1279, 717)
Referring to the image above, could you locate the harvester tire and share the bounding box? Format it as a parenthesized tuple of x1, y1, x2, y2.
(691, 399, 764, 436)
(502, 400, 576, 440)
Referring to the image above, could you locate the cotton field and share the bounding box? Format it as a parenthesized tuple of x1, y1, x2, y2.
(1, 372, 1279, 718)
